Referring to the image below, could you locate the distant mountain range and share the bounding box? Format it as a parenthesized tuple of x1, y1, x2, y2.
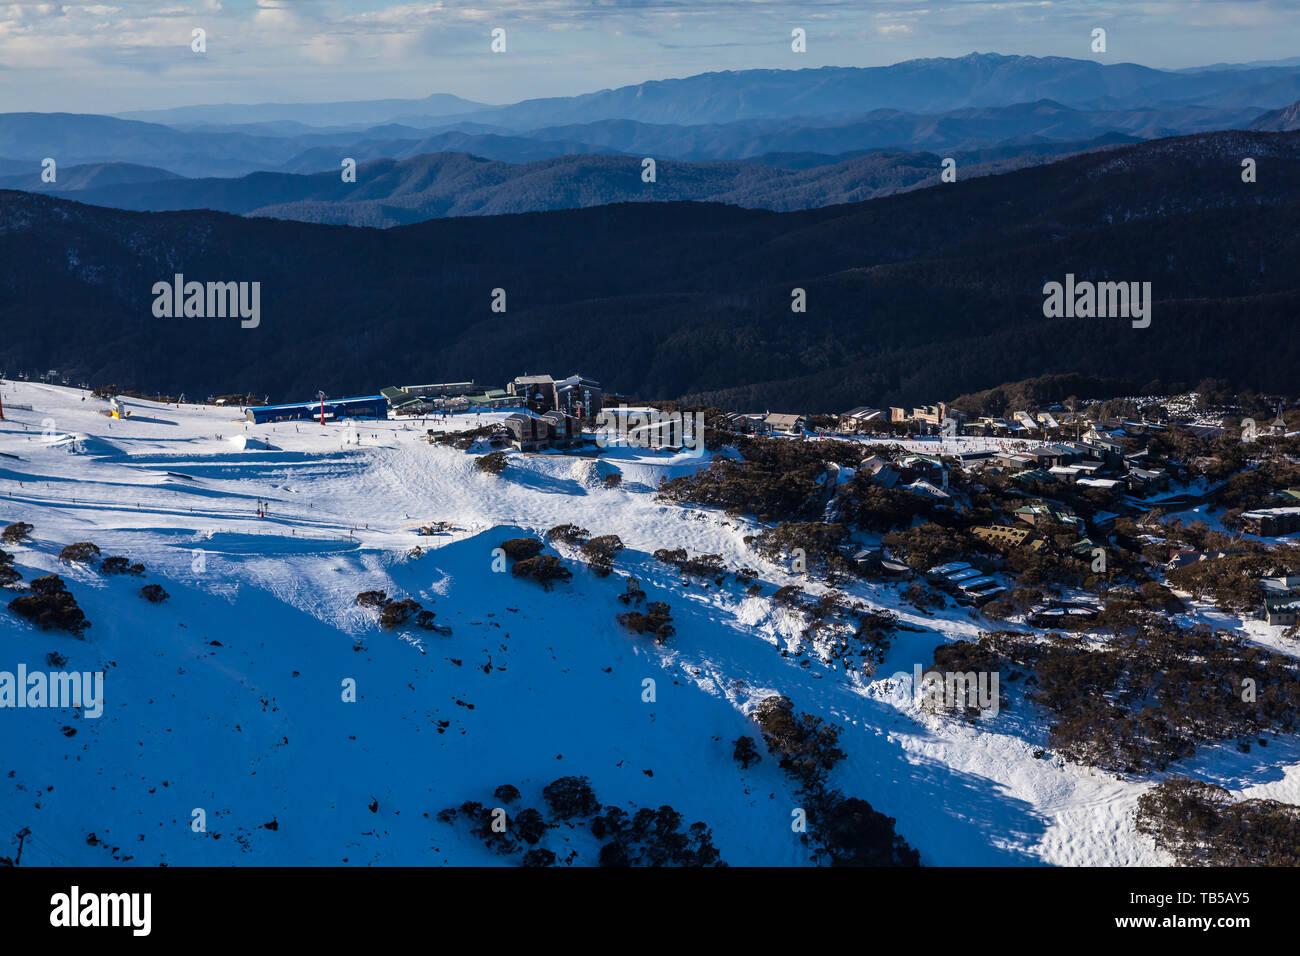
(0, 97, 1256, 183)
(113, 53, 1300, 128)
(118, 93, 487, 129)
(1, 138, 1129, 227)
(3, 129, 1298, 409)
(0, 54, 1295, 179)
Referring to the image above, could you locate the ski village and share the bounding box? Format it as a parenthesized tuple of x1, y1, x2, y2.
(2, 369, 1299, 867)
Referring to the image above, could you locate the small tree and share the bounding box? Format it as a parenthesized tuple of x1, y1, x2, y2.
(1, 522, 33, 544)
(543, 776, 601, 820)
(59, 542, 101, 565)
(546, 524, 589, 546)
(580, 534, 625, 577)
(733, 735, 761, 769)
(101, 556, 145, 576)
(9, 575, 90, 636)
(617, 601, 674, 643)
(500, 538, 543, 561)
(511, 555, 572, 590)
(140, 584, 169, 604)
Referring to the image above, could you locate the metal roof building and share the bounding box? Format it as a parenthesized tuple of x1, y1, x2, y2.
(245, 395, 388, 424)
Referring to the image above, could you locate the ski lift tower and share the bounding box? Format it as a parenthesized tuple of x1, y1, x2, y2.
(317, 390, 327, 426)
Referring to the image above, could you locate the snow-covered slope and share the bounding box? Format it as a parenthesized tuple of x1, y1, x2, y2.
(1, 381, 1296, 866)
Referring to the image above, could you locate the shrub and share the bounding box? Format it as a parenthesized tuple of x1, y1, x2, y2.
(356, 590, 388, 608)
(140, 584, 169, 604)
(380, 598, 421, 628)
(8, 575, 90, 636)
(493, 784, 521, 805)
(1136, 777, 1300, 866)
(513, 807, 548, 845)
(934, 624, 1300, 773)
(753, 522, 853, 580)
(522, 848, 556, 867)
(658, 434, 862, 524)
(772, 585, 803, 606)
(617, 601, 674, 643)
(101, 556, 145, 576)
(547, 524, 589, 545)
(655, 548, 725, 581)
(653, 547, 687, 567)
(1, 522, 33, 544)
(596, 805, 723, 867)
(0, 550, 19, 588)
(580, 534, 625, 577)
(475, 451, 508, 475)
(511, 555, 572, 589)
(603, 473, 622, 489)
(732, 736, 761, 769)
(753, 695, 845, 789)
(883, 523, 971, 571)
(499, 538, 543, 561)
(811, 794, 922, 867)
(59, 542, 101, 565)
(543, 776, 601, 820)
(619, 577, 646, 605)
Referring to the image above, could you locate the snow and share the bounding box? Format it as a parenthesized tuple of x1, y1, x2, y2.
(2, 380, 1297, 866)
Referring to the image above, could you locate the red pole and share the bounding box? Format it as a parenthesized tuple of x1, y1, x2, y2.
(0, 386, 4, 420)
(320, 396, 325, 425)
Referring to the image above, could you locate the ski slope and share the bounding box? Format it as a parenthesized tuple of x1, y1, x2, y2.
(1, 381, 1297, 866)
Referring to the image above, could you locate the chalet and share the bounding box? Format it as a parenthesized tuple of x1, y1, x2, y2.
(503, 412, 552, 452)
(839, 406, 885, 431)
(1240, 507, 1300, 536)
(718, 412, 750, 433)
(1014, 502, 1082, 530)
(1264, 596, 1300, 627)
(763, 413, 806, 435)
(926, 561, 973, 581)
(903, 478, 950, 500)
(541, 410, 582, 448)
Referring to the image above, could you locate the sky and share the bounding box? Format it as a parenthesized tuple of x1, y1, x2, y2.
(2, 0, 1299, 114)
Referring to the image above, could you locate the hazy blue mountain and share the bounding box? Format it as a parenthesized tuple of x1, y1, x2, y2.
(8, 55, 1288, 181)
(448, 53, 1300, 128)
(0, 162, 182, 192)
(269, 100, 1256, 175)
(118, 93, 486, 128)
(276, 131, 627, 173)
(514, 101, 1258, 160)
(1249, 99, 1300, 131)
(0, 113, 317, 177)
(51, 138, 1125, 228)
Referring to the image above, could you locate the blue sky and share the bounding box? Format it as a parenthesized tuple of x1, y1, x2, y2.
(2, 0, 1298, 113)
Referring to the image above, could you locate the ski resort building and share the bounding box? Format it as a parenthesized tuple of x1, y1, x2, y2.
(245, 395, 388, 424)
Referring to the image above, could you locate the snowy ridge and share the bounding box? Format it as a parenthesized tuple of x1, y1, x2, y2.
(2, 382, 1297, 866)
